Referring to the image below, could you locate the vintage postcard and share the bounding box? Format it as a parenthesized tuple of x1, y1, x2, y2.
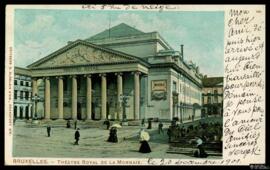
(5, 5, 266, 166)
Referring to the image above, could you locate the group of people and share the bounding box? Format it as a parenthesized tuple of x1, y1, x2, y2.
(167, 120, 223, 157)
(66, 120, 77, 129)
(106, 121, 152, 153)
(45, 118, 223, 157)
(46, 119, 152, 154)
(46, 120, 81, 145)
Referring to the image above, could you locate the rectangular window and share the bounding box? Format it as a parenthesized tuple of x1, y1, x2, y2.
(20, 91, 23, 99)
(14, 80, 17, 85)
(207, 96, 211, 104)
(26, 82, 29, 86)
(214, 96, 218, 103)
(14, 90, 17, 99)
(173, 81, 177, 92)
(25, 91, 29, 100)
(20, 81, 24, 86)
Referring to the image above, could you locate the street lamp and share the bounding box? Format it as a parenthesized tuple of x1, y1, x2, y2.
(120, 94, 129, 125)
(31, 93, 43, 120)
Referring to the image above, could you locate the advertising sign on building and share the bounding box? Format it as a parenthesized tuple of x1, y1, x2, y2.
(151, 80, 167, 100)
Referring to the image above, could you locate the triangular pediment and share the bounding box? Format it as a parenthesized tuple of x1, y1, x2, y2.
(28, 40, 140, 68)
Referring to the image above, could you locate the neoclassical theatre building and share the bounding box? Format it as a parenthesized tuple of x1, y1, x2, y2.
(27, 23, 203, 122)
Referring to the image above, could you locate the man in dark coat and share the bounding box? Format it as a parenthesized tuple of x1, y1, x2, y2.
(147, 119, 152, 129)
(158, 121, 164, 134)
(66, 120, 71, 128)
(104, 119, 110, 130)
(141, 118, 145, 127)
(74, 128, 80, 145)
(167, 127, 172, 142)
(47, 125, 51, 137)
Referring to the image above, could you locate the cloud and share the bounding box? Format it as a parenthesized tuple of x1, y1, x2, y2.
(14, 10, 224, 77)
(17, 14, 55, 33)
(70, 13, 109, 35)
(14, 37, 64, 68)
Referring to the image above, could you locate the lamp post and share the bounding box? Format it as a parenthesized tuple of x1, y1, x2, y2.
(31, 93, 43, 120)
(120, 94, 129, 125)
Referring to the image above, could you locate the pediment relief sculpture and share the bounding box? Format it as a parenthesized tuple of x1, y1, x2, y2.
(36, 44, 133, 68)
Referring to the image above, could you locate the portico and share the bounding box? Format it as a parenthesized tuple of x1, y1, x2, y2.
(28, 40, 148, 120)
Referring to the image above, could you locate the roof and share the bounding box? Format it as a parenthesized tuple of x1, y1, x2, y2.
(86, 23, 145, 41)
(202, 77, 223, 87)
(14, 67, 32, 77)
(27, 39, 150, 69)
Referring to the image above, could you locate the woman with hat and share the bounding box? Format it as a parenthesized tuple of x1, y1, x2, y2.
(139, 129, 151, 153)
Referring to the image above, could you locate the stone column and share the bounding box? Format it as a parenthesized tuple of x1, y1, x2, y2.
(115, 73, 123, 120)
(72, 75, 77, 120)
(100, 73, 107, 119)
(16, 105, 19, 118)
(28, 105, 31, 118)
(32, 78, 38, 117)
(57, 76, 64, 119)
(22, 106, 26, 118)
(44, 77, 51, 119)
(86, 75, 92, 120)
(134, 71, 141, 120)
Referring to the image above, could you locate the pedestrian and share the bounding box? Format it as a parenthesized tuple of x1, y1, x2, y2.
(141, 118, 145, 127)
(147, 119, 152, 129)
(167, 127, 172, 142)
(107, 127, 118, 143)
(104, 119, 110, 130)
(74, 128, 80, 145)
(66, 120, 71, 128)
(158, 121, 164, 134)
(74, 119, 77, 129)
(171, 120, 176, 127)
(192, 136, 208, 158)
(47, 125, 51, 137)
(139, 129, 151, 153)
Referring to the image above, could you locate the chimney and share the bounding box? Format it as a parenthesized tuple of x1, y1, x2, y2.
(180, 44, 184, 60)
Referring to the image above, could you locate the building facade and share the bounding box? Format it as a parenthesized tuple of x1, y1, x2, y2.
(26, 23, 203, 121)
(14, 67, 33, 119)
(202, 76, 223, 117)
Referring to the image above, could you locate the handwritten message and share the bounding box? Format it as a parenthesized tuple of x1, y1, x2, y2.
(224, 8, 265, 162)
(81, 5, 177, 12)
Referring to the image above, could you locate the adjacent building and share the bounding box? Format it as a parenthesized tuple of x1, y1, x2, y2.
(202, 76, 223, 117)
(14, 67, 33, 119)
(24, 23, 203, 122)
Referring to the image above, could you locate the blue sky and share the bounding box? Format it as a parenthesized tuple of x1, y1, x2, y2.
(14, 9, 224, 76)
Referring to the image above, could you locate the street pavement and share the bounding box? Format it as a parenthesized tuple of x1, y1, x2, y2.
(12, 121, 221, 159)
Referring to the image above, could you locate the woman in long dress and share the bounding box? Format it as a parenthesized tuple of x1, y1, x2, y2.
(139, 130, 151, 153)
(107, 127, 118, 143)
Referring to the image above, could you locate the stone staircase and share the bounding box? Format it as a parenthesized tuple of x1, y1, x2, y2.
(22, 119, 142, 129)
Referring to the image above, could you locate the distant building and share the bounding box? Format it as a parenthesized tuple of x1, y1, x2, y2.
(14, 67, 33, 119)
(202, 76, 223, 117)
(23, 23, 203, 121)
